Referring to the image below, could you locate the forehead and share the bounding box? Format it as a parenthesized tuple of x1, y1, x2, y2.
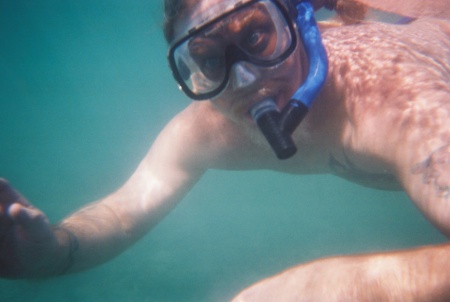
(173, 0, 250, 41)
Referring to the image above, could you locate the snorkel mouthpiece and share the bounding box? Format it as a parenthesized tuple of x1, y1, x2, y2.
(250, 99, 298, 160)
(251, 0, 328, 160)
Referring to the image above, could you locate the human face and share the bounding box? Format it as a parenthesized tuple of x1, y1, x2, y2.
(172, 0, 306, 123)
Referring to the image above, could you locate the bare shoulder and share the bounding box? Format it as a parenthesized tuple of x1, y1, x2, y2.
(167, 102, 277, 170)
(317, 18, 450, 191)
(322, 18, 449, 102)
(319, 18, 450, 232)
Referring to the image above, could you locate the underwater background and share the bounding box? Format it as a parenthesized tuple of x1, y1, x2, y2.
(0, 0, 446, 301)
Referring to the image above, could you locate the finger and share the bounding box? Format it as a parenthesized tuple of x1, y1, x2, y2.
(7, 203, 51, 241)
(0, 178, 32, 209)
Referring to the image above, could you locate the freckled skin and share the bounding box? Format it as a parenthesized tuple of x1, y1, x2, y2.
(317, 19, 450, 191)
(206, 17, 450, 193)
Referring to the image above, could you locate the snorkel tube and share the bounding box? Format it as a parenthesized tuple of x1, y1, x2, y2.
(250, 0, 328, 159)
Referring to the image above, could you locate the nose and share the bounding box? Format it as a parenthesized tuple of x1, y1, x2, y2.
(229, 62, 260, 90)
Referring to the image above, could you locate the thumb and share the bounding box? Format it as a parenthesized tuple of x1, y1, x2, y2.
(8, 203, 52, 241)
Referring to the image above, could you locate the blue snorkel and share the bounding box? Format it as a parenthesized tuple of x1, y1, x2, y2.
(250, 0, 328, 159)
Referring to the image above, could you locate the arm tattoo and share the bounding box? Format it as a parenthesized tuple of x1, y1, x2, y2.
(412, 144, 450, 199)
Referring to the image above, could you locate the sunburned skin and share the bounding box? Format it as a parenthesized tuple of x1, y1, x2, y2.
(195, 17, 450, 193)
(317, 18, 450, 192)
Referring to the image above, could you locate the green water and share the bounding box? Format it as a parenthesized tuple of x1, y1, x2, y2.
(0, 1, 446, 301)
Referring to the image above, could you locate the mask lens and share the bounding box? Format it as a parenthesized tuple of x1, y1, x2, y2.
(169, 0, 296, 100)
(173, 35, 227, 96)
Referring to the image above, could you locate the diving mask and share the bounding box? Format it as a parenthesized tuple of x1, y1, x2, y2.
(168, 0, 298, 100)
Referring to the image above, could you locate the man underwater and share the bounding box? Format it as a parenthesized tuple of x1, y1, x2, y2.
(1, 0, 450, 300)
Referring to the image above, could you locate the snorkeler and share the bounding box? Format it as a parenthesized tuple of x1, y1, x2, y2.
(1, 0, 450, 301)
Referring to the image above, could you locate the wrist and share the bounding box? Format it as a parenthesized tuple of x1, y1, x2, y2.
(52, 225, 79, 276)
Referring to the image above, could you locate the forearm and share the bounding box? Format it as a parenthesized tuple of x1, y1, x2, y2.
(54, 201, 140, 275)
(52, 171, 197, 275)
(234, 243, 450, 302)
(299, 244, 450, 301)
(305, 243, 450, 301)
(359, 243, 450, 301)
(51, 163, 203, 275)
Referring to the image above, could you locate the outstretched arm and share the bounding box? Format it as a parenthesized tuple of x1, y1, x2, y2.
(0, 106, 208, 278)
(58, 111, 207, 274)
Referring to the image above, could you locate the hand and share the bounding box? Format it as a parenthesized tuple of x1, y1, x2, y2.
(0, 178, 64, 278)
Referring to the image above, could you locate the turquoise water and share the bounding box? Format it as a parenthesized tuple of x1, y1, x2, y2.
(0, 1, 446, 301)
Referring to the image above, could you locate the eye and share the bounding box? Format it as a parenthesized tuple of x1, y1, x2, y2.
(247, 31, 262, 46)
(241, 28, 270, 54)
(201, 56, 225, 80)
(204, 56, 222, 71)
(189, 38, 225, 80)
